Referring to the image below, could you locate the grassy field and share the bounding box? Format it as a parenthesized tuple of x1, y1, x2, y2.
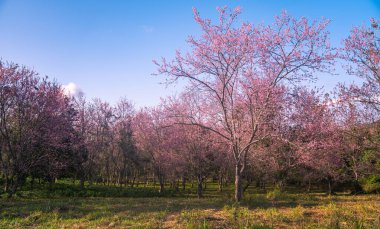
(0, 181, 379, 228)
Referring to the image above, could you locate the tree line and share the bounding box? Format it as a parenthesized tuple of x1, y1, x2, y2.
(1, 8, 379, 201)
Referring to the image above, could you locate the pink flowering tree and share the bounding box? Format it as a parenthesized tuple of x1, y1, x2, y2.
(341, 18, 380, 114)
(0, 61, 85, 195)
(165, 99, 228, 197)
(289, 89, 347, 194)
(155, 7, 335, 201)
(338, 18, 380, 192)
(133, 107, 177, 193)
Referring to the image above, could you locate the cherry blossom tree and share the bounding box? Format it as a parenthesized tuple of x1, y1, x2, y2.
(333, 89, 380, 193)
(0, 62, 40, 194)
(335, 18, 380, 192)
(0, 61, 85, 195)
(289, 89, 348, 194)
(155, 7, 335, 201)
(133, 107, 175, 193)
(72, 94, 90, 188)
(341, 18, 380, 114)
(113, 98, 138, 187)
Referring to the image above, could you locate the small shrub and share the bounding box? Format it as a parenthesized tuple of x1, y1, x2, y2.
(266, 188, 281, 201)
(266, 188, 290, 202)
(359, 174, 380, 193)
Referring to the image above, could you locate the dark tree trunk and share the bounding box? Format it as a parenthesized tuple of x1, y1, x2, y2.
(7, 177, 15, 197)
(30, 176, 35, 190)
(4, 176, 9, 193)
(307, 180, 311, 193)
(277, 180, 285, 191)
(328, 179, 332, 195)
(182, 176, 186, 191)
(144, 176, 148, 187)
(327, 177, 335, 195)
(197, 174, 203, 198)
(80, 177, 85, 189)
(218, 173, 223, 192)
(48, 178, 54, 193)
(172, 180, 179, 191)
(131, 176, 136, 188)
(158, 174, 165, 193)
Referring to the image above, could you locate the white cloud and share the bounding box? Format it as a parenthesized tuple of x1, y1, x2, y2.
(62, 82, 83, 97)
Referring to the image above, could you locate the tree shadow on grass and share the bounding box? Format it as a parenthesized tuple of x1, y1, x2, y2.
(0, 197, 228, 222)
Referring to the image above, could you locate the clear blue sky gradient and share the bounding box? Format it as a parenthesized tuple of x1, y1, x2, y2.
(0, 0, 379, 107)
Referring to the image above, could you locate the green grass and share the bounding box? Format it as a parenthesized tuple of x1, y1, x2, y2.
(0, 179, 180, 199)
(0, 181, 379, 228)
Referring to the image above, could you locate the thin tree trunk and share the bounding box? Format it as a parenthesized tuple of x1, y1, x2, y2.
(9, 177, 19, 198)
(182, 176, 186, 191)
(158, 174, 165, 193)
(328, 179, 332, 195)
(80, 177, 85, 189)
(327, 177, 335, 195)
(218, 173, 223, 192)
(4, 175, 9, 193)
(197, 174, 203, 198)
(131, 176, 136, 188)
(235, 164, 243, 202)
(30, 176, 35, 190)
(48, 178, 54, 193)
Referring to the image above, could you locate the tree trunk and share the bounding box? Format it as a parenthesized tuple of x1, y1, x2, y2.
(182, 176, 186, 191)
(235, 164, 243, 202)
(173, 180, 179, 191)
(328, 179, 332, 195)
(144, 176, 148, 187)
(277, 180, 285, 191)
(9, 179, 17, 198)
(4, 176, 9, 193)
(48, 178, 54, 193)
(197, 174, 203, 198)
(158, 175, 165, 193)
(131, 176, 136, 188)
(80, 177, 85, 189)
(30, 176, 35, 190)
(327, 177, 335, 195)
(218, 173, 223, 192)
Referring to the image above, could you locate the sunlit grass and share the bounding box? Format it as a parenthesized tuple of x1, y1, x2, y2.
(0, 182, 379, 228)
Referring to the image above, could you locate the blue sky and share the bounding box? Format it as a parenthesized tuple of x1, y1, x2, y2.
(0, 0, 379, 107)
